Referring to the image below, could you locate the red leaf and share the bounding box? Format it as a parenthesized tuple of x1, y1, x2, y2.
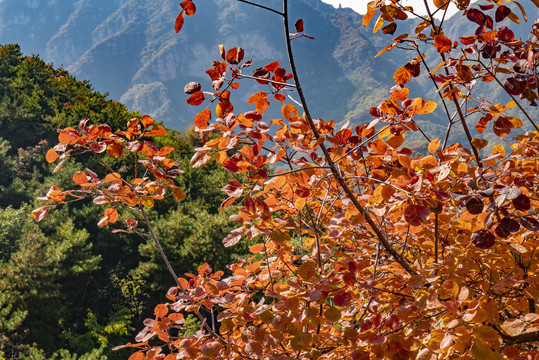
(274, 93, 286, 103)
(471, 229, 495, 249)
(404, 204, 431, 226)
(295, 19, 304, 33)
(495, 5, 511, 22)
(126, 141, 143, 153)
(180, 0, 196, 16)
(334, 291, 351, 307)
(433, 35, 453, 53)
(175, 11, 184, 33)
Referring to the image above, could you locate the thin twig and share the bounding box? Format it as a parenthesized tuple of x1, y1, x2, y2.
(237, 0, 283, 16)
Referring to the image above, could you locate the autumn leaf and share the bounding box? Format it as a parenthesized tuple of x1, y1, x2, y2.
(46, 148, 59, 163)
(428, 138, 440, 154)
(413, 98, 437, 114)
(72, 171, 89, 185)
(433, 35, 453, 53)
(186, 91, 205, 106)
(32, 206, 50, 222)
(294, 19, 304, 33)
(393, 66, 411, 85)
(174, 11, 184, 33)
(194, 109, 211, 129)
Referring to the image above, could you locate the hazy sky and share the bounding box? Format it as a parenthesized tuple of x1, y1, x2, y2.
(321, 0, 460, 18)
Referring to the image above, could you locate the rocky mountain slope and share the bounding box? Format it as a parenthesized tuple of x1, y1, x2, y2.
(0, 0, 399, 129)
(0, 0, 537, 140)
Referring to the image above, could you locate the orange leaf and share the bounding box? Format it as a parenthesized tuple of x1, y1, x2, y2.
(363, 6, 375, 27)
(104, 208, 118, 224)
(46, 148, 59, 163)
(186, 91, 205, 106)
(248, 92, 267, 104)
(433, 0, 448, 9)
(106, 143, 123, 158)
(282, 104, 298, 121)
(387, 134, 404, 149)
(372, 14, 384, 33)
(168, 313, 184, 323)
(128, 352, 145, 360)
(249, 243, 265, 254)
(72, 171, 89, 185)
(140, 115, 154, 128)
(173, 188, 186, 201)
(194, 109, 211, 129)
(103, 173, 122, 184)
(433, 35, 452, 53)
(393, 67, 411, 85)
(216, 101, 233, 118)
(154, 304, 168, 318)
(180, 0, 196, 16)
(162, 158, 175, 169)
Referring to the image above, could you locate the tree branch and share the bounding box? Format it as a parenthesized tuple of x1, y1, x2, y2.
(281, 0, 417, 276)
(237, 0, 283, 16)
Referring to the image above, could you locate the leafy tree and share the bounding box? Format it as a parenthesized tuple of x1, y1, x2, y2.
(37, 0, 539, 359)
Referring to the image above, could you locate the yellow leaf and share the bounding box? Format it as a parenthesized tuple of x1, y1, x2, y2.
(428, 138, 440, 154)
(373, 14, 384, 34)
(504, 100, 516, 110)
(294, 197, 306, 211)
(413, 98, 437, 114)
(377, 126, 391, 139)
(362, 6, 375, 27)
(492, 144, 506, 158)
(141, 197, 155, 208)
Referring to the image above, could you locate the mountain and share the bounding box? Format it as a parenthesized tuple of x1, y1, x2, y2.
(0, 0, 399, 129)
(0, 0, 537, 139)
